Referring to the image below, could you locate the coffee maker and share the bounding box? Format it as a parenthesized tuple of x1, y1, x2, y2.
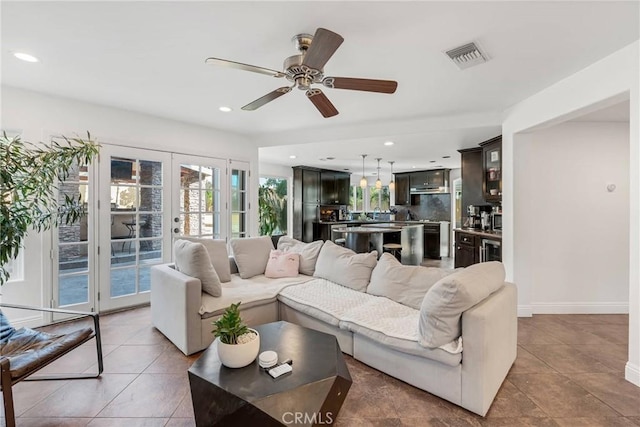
(467, 205, 492, 229)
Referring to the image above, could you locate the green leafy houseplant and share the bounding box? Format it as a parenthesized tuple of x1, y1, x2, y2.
(0, 132, 99, 285)
(211, 302, 252, 344)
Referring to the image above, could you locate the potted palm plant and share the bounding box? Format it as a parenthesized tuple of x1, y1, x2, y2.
(0, 132, 99, 285)
(211, 302, 260, 368)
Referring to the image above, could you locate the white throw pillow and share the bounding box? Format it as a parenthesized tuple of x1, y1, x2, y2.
(230, 236, 274, 279)
(173, 239, 222, 297)
(313, 240, 378, 292)
(265, 250, 300, 278)
(179, 237, 231, 282)
(277, 236, 323, 276)
(419, 261, 505, 348)
(367, 253, 456, 309)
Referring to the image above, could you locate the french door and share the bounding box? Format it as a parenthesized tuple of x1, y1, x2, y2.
(51, 146, 250, 313)
(98, 146, 172, 311)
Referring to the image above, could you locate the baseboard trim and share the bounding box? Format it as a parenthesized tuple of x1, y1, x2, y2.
(625, 362, 640, 387)
(518, 305, 533, 317)
(531, 302, 629, 314)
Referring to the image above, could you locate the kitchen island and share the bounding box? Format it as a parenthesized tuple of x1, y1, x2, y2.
(332, 223, 424, 265)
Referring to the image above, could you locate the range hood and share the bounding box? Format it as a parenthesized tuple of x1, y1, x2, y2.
(410, 186, 450, 195)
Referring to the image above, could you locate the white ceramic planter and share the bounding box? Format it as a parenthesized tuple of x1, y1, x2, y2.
(216, 328, 260, 368)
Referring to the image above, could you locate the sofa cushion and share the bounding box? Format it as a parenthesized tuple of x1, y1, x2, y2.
(199, 273, 313, 317)
(265, 250, 300, 278)
(367, 253, 456, 309)
(277, 236, 323, 276)
(178, 237, 231, 282)
(173, 239, 221, 297)
(230, 236, 274, 279)
(278, 278, 375, 326)
(313, 240, 377, 292)
(419, 261, 505, 348)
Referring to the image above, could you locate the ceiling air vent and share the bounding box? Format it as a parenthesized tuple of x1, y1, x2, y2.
(445, 42, 488, 70)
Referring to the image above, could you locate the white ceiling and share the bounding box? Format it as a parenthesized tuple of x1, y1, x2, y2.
(2, 1, 638, 174)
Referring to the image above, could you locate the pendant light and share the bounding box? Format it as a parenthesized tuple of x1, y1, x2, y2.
(388, 161, 395, 191)
(359, 154, 368, 189)
(375, 158, 382, 189)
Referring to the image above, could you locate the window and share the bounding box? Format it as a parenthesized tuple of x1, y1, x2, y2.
(369, 186, 390, 211)
(258, 177, 288, 236)
(350, 186, 364, 212)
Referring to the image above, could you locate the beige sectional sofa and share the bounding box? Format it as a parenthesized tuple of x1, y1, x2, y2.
(150, 236, 517, 416)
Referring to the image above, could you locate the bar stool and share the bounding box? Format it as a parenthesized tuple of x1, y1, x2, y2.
(383, 243, 402, 261)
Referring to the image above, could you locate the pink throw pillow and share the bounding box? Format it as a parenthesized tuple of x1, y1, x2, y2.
(265, 250, 300, 278)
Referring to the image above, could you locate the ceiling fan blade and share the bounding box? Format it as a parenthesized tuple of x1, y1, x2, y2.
(306, 88, 339, 118)
(323, 77, 398, 94)
(205, 57, 285, 78)
(302, 28, 344, 71)
(241, 86, 292, 111)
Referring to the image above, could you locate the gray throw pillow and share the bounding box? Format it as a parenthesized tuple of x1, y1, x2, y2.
(277, 236, 323, 276)
(313, 240, 378, 292)
(419, 261, 505, 348)
(179, 237, 231, 282)
(173, 239, 222, 297)
(367, 253, 456, 309)
(230, 236, 274, 279)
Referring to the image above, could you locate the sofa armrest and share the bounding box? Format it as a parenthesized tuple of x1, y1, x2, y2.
(150, 264, 203, 355)
(460, 282, 517, 416)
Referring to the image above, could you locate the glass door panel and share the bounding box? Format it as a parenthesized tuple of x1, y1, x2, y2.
(53, 161, 95, 317)
(230, 161, 250, 238)
(99, 147, 171, 311)
(173, 154, 226, 240)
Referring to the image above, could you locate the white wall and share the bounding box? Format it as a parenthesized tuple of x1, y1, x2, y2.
(515, 122, 629, 313)
(502, 40, 639, 386)
(1, 86, 258, 323)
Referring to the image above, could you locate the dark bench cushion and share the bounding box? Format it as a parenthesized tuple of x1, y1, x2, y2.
(1, 327, 93, 380)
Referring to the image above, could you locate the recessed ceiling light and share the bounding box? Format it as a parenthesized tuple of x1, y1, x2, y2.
(429, 160, 436, 163)
(218, 106, 232, 112)
(326, 156, 335, 160)
(384, 141, 394, 146)
(412, 166, 417, 169)
(442, 155, 451, 159)
(13, 52, 39, 63)
(343, 168, 350, 171)
(289, 155, 297, 159)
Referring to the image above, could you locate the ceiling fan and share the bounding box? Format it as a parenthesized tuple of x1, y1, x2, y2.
(205, 28, 398, 118)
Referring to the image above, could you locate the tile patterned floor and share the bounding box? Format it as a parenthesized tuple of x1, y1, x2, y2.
(1, 307, 638, 426)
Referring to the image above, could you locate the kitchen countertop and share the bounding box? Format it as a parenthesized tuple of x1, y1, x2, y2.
(316, 220, 447, 225)
(331, 226, 402, 234)
(454, 228, 502, 239)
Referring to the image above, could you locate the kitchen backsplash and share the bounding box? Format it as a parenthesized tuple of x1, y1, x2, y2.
(394, 194, 451, 222)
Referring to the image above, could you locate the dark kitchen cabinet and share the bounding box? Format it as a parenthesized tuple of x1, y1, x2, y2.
(409, 170, 448, 188)
(409, 171, 430, 187)
(320, 171, 351, 205)
(293, 166, 350, 242)
(458, 147, 484, 214)
(293, 167, 320, 242)
(480, 136, 502, 203)
(424, 224, 441, 260)
(394, 173, 410, 205)
(454, 231, 478, 268)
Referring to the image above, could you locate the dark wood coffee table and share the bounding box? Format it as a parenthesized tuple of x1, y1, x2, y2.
(188, 321, 352, 426)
